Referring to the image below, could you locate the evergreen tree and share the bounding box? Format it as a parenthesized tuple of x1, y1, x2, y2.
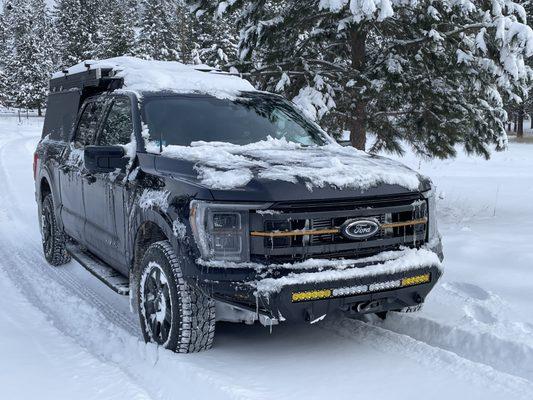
(136, 0, 179, 61)
(97, 0, 136, 58)
(0, 8, 9, 106)
(54, 0, 85, 66)
(175, 0, 199, 64)
(80, 0, 104, 57)
(193, 0, 533, 159)
(194, 9, 238, 68)
(2, 0, 55, 114)
(54, 0, 103, 67)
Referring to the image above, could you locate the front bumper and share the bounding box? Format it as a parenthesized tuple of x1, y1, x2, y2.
(191, 242, 443, 323)
(256, 265, 441, 322)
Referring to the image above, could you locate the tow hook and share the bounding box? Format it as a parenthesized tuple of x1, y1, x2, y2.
(356, 300, 382, 313)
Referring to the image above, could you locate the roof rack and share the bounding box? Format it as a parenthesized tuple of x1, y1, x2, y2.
(49, 62, 124, 93)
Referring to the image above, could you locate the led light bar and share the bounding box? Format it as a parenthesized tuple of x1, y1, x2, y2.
(369, 280, 401, 292)
(291, 289, 332, 302)
(291, 273, 431, 303)
(401, 273, 430, 287)
(332, 285, 367, 297)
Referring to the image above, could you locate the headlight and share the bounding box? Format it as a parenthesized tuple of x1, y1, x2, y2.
(190, 201, 265, 262)
(423, 187, 439, 242)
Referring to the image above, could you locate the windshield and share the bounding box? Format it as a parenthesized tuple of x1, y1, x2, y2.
(141, 93, 328, 147)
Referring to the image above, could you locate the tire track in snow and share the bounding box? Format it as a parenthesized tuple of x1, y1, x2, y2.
(0, 242, 265, 400)
(0, 126, 270, 400)
(372, 283, 533, 383)
(322, 316, 533, 399)
(0, 133, 138, 334)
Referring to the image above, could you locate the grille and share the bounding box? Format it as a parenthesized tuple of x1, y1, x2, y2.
(250, 194, 428, 261)
(310, 214, 387, 245)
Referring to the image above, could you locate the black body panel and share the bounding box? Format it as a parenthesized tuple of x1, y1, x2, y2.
(150, 154, 431, 203)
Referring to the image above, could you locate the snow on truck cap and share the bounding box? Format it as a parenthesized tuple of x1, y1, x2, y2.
(52, 56, 256, 99)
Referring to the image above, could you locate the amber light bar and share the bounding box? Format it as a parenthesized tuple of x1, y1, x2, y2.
(252, 218, 427, 238)
(291, 273, 431, 303)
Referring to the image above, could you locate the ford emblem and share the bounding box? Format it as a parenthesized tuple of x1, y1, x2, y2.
(340, 219, 380, 240)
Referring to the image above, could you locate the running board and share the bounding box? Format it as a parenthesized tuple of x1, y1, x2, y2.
(67, 243, 130, 295)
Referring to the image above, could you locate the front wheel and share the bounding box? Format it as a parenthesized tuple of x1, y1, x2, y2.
(137, 241, 215, 353)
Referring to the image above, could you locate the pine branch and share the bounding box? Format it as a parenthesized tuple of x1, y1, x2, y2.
(389, 23, 489, 49)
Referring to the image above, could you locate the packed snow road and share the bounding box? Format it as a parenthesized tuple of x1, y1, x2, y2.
(1, 116, 532, 400)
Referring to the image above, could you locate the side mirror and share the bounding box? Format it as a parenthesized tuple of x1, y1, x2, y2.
(84, 145, 128, 174)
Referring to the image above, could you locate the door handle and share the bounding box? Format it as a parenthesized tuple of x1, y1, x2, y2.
(83, 173, 96, 184)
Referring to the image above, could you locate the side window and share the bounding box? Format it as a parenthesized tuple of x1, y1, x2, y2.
(99, 97, 133, 146)
(74, 100, 105, 147)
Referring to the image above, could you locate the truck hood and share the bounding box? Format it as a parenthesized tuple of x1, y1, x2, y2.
(151, 138, 429, 202)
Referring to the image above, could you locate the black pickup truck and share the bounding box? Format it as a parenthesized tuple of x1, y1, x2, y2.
(34, 57, 443, 353)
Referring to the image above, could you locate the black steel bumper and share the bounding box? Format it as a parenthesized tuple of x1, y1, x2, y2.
(255, 265, 441, 322)
(190, 247, 443, 323)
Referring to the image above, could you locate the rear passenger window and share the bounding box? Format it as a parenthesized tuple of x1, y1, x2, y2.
(74, 101, 105, 147)
(99, 97, 133, 146)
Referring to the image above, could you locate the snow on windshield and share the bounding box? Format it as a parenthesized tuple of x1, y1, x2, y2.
(152, 137, 422, 191)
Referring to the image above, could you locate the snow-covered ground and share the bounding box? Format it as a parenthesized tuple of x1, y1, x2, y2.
(1, 115, 532, 399)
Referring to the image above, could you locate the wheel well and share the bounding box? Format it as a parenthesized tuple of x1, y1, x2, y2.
(40, 178, 51, 202)
(133, 221, 168, 276)
(130, 221, 169, 307)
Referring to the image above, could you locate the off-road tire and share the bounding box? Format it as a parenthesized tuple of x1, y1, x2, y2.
(41, 193, 71, 266)
(137, 240, 215, 353)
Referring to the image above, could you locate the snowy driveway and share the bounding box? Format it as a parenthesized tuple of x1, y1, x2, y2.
(0, 116, 532, 400)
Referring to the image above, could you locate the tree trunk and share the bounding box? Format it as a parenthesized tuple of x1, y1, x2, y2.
(517, 108, 524, 138)
(513, 113, 517, 132)
(38, 106, 42, 117)
(350, 102, 367, 149)
(349, 28, 367, 150)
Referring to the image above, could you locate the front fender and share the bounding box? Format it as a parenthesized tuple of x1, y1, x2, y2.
(128, 203, 199, 273)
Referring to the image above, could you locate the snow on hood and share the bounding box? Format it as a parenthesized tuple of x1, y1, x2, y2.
(53, 56, 256, 99)
(155, 137, 423, 191)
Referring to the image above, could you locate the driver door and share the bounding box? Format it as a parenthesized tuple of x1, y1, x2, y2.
(83, 96, 134, 273)
(59, 99, 105, 242)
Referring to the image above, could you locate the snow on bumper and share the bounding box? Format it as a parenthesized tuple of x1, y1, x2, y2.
(250, 248, 442, 322)
(253, 248, 442, 295)
(196, 247, 442, 322)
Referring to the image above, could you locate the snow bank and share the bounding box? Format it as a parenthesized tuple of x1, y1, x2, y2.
(157, 137, 422, 191)
(53, 56, 256, 99)
(379, 283, 533, 382)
